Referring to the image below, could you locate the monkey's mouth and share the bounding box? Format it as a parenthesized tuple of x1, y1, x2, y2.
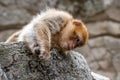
(67, 45, 75, 50)
(61, 40, 83, 50)
(66, 42, 83, 50)
(64, 43, 77, 50)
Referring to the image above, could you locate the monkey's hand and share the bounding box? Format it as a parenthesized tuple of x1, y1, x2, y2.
(39, 50, 51, 60)
(31, 43, 51, 60)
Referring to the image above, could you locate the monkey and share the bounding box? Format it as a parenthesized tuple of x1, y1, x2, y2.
(6, 9, 88, 60)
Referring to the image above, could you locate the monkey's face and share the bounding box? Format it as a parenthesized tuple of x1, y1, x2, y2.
(59, 19, 88, 51)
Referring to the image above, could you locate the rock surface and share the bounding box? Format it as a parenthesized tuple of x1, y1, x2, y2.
(0, 42, 94, 80)
(0, 65, 8, 80)
(0, 29, 18, 42)
(0, 0, 113, 30)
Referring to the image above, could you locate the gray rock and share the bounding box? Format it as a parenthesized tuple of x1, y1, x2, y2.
(104, 36, 120, 55)
(83, 0, 113, 17)
(80, 36, 120, 80)
(113, 54, 120, 72)
(0, 0, 113, 30)
(106, 7, 120, 22)
(0, 42, 93, 80)
(91, 47, 107, 60)
(0, 7, 31, 30)
(105, 0, 120, 22)
(116, 72, 120, 80)
(0, 65, 8, 80)
(86, 21, 120, 38)
(88, 37, 105, 48)
(0, 29, 18, 42)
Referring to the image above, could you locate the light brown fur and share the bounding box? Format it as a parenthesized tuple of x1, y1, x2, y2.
(6, 9, 88, 60)
(6, 31, 20, 42)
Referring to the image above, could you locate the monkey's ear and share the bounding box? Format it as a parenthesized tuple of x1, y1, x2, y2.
(72, 20, 82, 26)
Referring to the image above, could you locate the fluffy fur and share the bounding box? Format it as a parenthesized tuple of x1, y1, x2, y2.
(6, 9, 88, 60)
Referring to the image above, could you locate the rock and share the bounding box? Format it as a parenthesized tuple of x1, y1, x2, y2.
(0, 0, 114, 30)
(91, 72, 110, 80)
(0, 29, 18, 42)
(89, 61, 100, 70)
(113, 54, 120, 72)
(106, 7, 120, 22)
(0, 0, 15, 5)
(86, 54, 96, 63)
(0, 42, 94, 80)
(0, 7, 31, 30)
(104, 36, 120, 55)
(98, 60, 110, 70)
(83, 0, 113, 17)
(84, 0, 120, 22)
(95, 70, 116, 80)
(0, 65, 8, 80)
(86, 21, 120, 38)
(88, 37, 105, 48)
(105, 0, 120, 22)
(0, 42, 110, 80)
(116, 72, 120, 80)
(75, 44, 91, 57)
(91, 48, 107, 60)
(81, 36, 120, 80)
(114, 0, 120, 7)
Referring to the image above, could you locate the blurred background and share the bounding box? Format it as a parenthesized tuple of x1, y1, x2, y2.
(0, 0, 119, 80)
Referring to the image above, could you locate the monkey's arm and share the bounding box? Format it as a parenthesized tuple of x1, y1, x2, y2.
(34, 23, 51, 59)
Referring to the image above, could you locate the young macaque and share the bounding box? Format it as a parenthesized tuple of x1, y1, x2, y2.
(6, 9, 88, 60)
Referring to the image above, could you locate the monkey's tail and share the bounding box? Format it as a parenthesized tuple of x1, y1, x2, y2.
(5, 30, 21, 43)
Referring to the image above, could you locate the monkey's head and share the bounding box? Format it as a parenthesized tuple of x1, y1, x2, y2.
(58, 19, 88, 51)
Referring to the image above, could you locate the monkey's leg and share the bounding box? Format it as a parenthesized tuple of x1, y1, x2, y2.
(33, 23, 51, 60)
(6, 31, 20, 43)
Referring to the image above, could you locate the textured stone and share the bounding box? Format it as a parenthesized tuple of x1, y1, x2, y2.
(83, 36, 119, 80)
(75, 44, 91, 57)
(103, 52, 111, 63)
(0, 7, 31, 30)
(82, 0, 113, 18)
(106, 7, 120, 22)
(87, 21, 120, 38)
(0, 42, 93, 80)
(89, 61, 100, 70)
(116, 73, 120, 80)
(99, 60, 110, 70)
(114, 0, 120, 7)
(113, 54, 120, 72)
(91, 48, 107, 60)
(96, 70, 116, 80)
(0, 65, 8, 80)
(91, 72, 110, 80)
(86, 53, 96, 63)
(104, 36, 120, 55)
(0, 29, 18, 42)
(0, 0, 113, 30)
(88, 37, 105, 48)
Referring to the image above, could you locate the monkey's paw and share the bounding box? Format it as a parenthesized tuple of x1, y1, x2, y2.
(32, 47, 51, 60)
(31, 43, 51, 60)
(38, 50, 51, 60)
(32, 46, 40, 55)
